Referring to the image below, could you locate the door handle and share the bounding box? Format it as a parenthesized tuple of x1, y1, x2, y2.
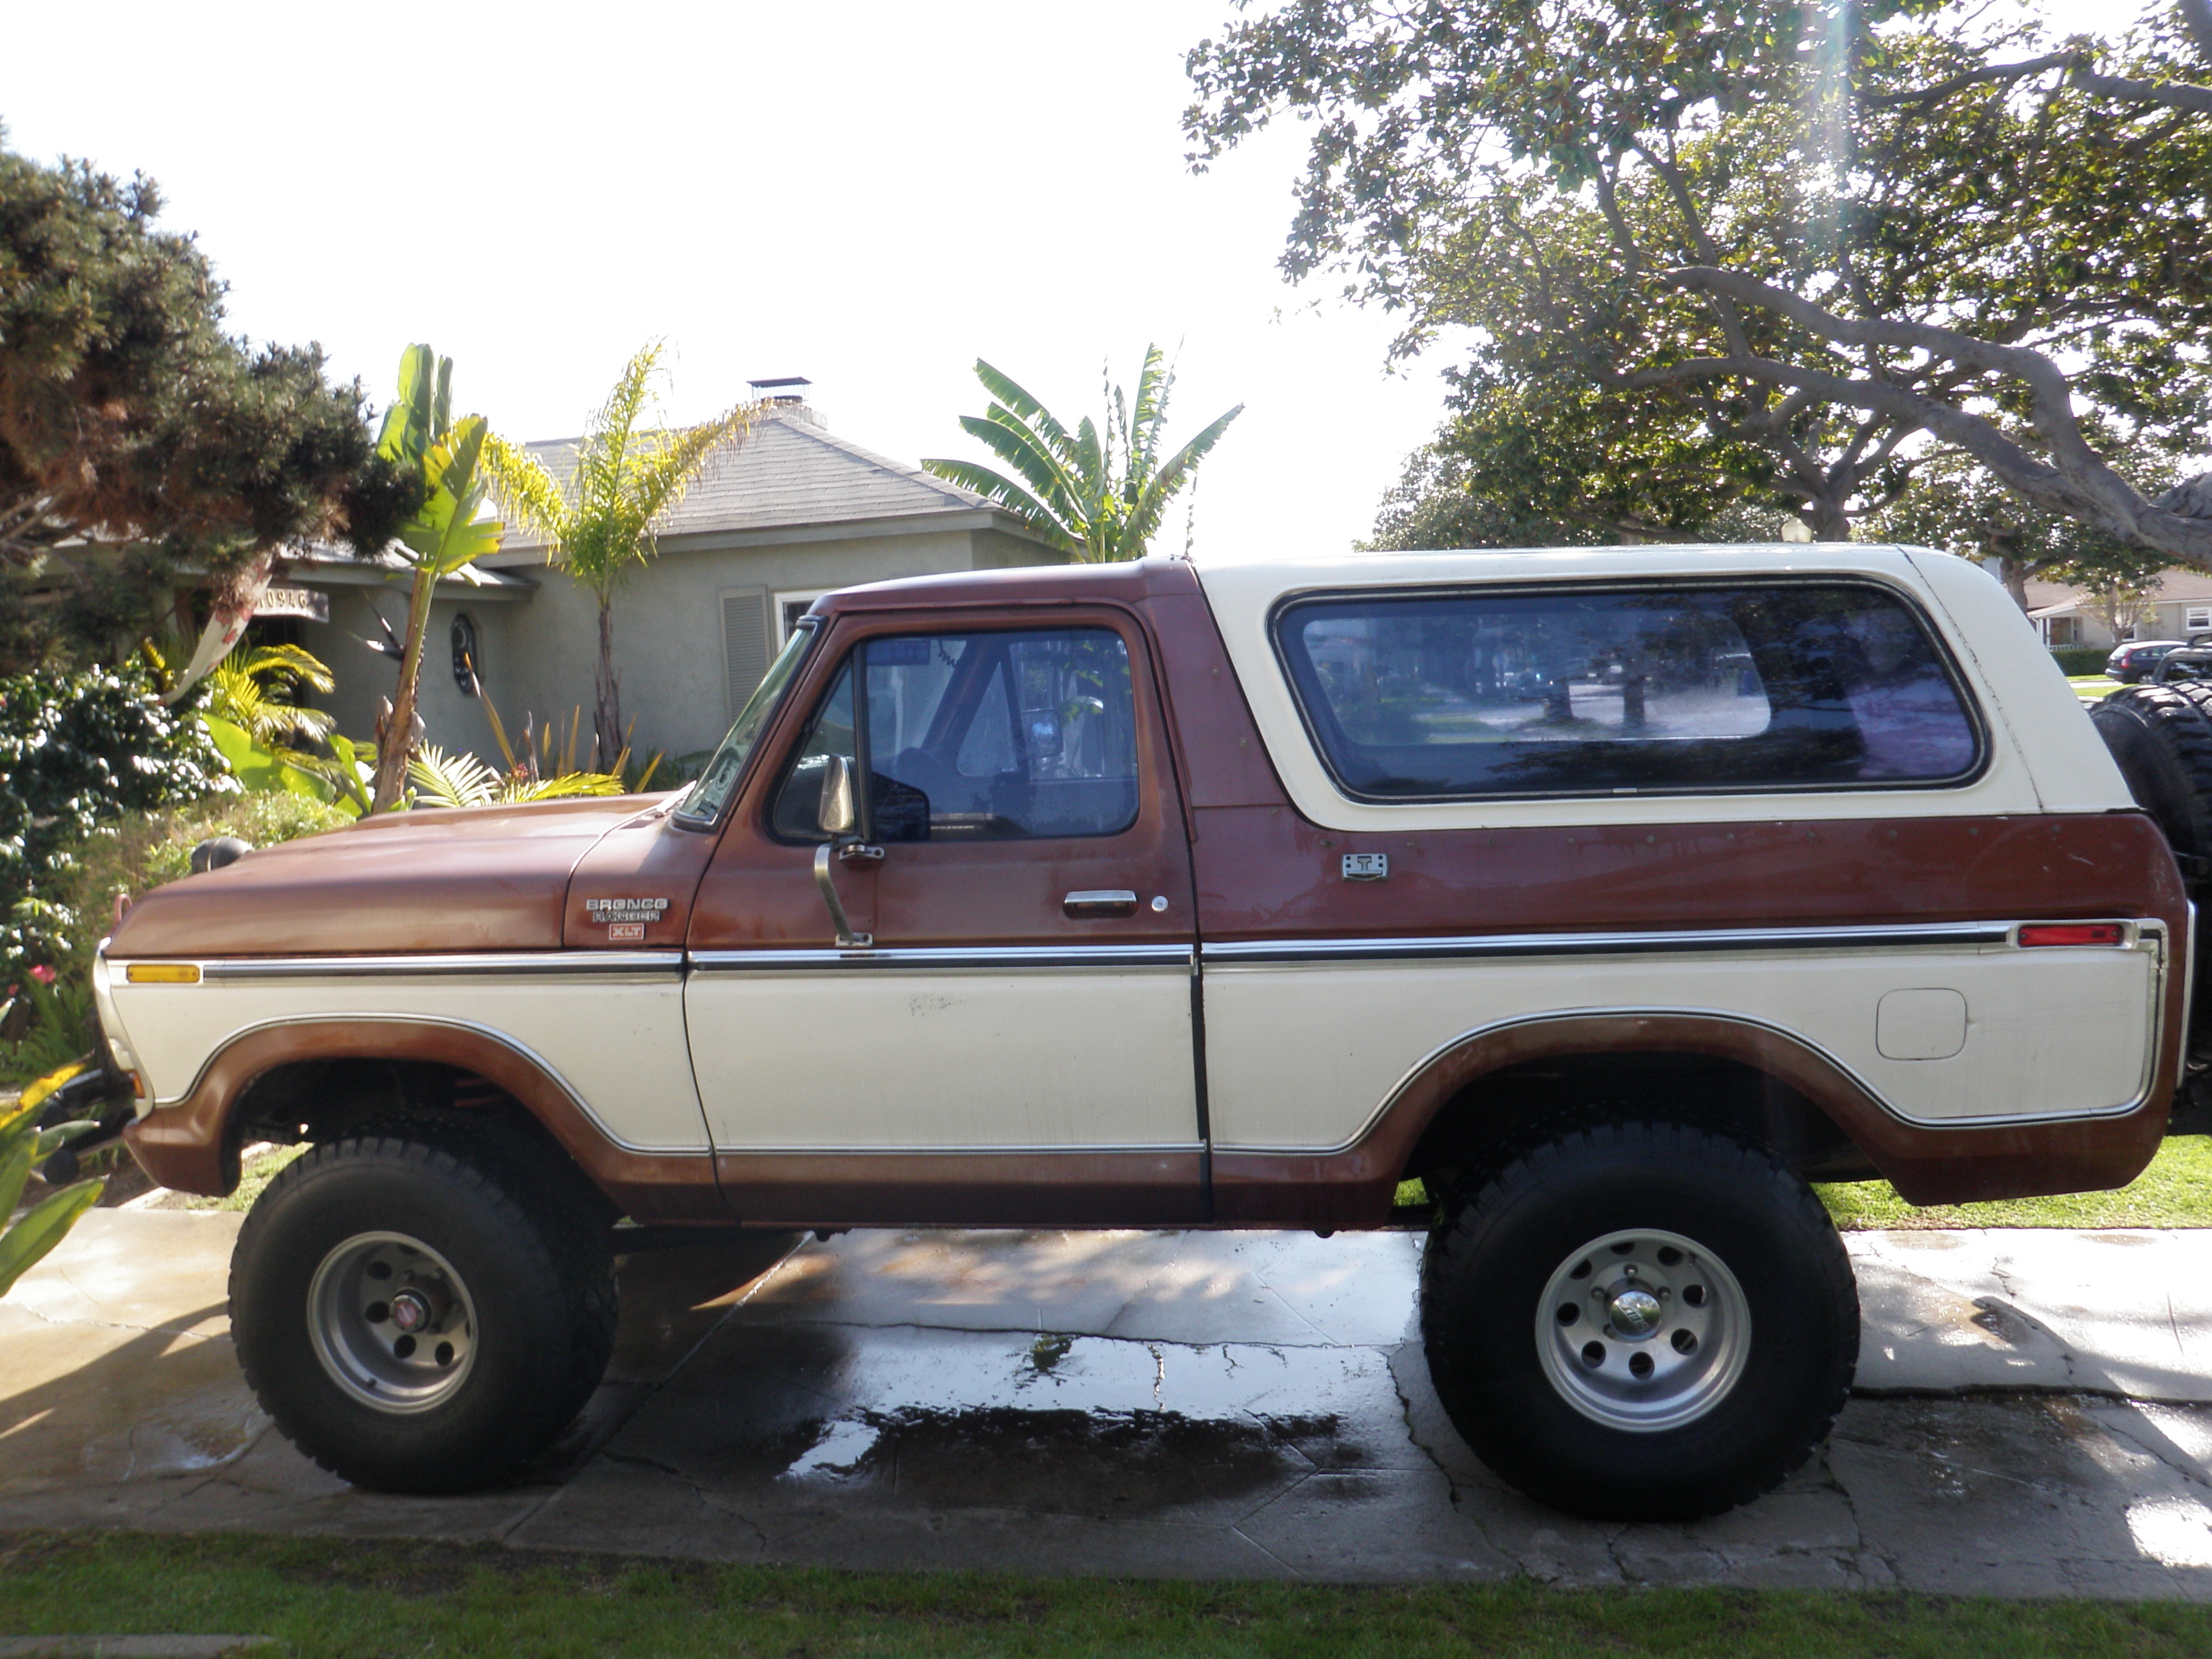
(1064, 889, 1139, 919)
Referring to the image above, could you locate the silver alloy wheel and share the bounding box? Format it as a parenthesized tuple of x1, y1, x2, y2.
(306, 1231, 478, 1415)
(1534, 1227, 1751, 1432)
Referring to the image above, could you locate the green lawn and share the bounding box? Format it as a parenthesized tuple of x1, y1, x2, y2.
(2069, 673, 2122, 700)
(1397, 1138, 2212, 1232)
(3, 1531, 2211, 1658)
(1817, 1134, 2212, 1230)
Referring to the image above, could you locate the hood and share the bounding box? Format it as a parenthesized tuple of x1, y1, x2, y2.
(106, 796, 667, 959)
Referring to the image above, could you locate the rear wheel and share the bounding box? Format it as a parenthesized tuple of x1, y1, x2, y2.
(1421, 1118, 1857, 1521)
(230, 1121, 616, 1493)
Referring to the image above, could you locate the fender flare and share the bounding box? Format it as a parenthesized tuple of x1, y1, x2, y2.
(1211, 1010, 2167, 1225)
(122, 1017, 722, 1219)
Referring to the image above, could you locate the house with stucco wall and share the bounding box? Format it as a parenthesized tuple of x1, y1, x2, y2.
(2025, 568, 2212, 651)
(276, 392, 1065, 773)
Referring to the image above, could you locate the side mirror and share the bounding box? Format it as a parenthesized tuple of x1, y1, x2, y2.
(817, 753, 857, 839)
(809, 752, 874, 950)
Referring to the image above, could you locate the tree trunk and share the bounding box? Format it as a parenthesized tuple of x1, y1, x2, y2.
(369, 567, 438, 813)
(1996, 558, 2031, 612)
(1808, 498, 1852, 541)
(594, 594, 622, 776)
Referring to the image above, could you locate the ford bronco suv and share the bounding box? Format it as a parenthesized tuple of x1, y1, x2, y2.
(90, 546, 2198, 1521)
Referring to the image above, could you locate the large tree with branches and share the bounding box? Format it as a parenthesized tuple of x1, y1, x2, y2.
(0, 129, 409, 669)
(1187, 0, 2212, 562)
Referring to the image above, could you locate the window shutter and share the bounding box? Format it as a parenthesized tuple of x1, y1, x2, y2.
(722, 587, 769, 719)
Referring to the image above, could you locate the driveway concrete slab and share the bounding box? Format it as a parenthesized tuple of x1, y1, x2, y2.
(10, 1212, 2212, 1594)
(1853, 1230, 2212, 1401)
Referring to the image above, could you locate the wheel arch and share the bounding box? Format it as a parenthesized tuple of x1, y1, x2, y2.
(1214, 1008, 2167, 1229)
(1390, 1014, 1881, 1201)
(121, 1017, 723, 1221)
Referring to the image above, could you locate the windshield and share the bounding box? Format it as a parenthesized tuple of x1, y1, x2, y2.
(675, 623, 817, 823)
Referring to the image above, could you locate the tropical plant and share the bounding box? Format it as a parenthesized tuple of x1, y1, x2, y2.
(922, 349, 1242, 563)
(366, 346, 508, 813)
(1, 969, 94, 1084)
(487, 343, 761, 768)
(406, 745, 628, 809)
(0, 1086, 104, 1299)
(1, 662, 229, 985)
(204, 643, 335, 752)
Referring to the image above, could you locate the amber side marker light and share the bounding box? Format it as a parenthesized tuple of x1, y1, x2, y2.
(125, 963, 201, 984)
(2017, 923, 2127, 948)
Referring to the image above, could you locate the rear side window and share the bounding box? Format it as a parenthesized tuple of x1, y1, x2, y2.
(1274, 583, 1982, 801)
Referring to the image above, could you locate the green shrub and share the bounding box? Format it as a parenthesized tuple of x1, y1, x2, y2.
(2051, 644, 2111, 675)
(65, 794, 352, 953)
(2, 791, 349, 1083)
(1, 662, 230, 981)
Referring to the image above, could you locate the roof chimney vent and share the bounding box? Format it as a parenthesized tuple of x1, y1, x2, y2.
(748, 375, 813, 408)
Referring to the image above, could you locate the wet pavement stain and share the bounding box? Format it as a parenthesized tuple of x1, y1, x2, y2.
(776, 1406, 1327, 1517)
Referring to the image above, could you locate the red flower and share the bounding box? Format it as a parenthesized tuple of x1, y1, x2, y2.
(28, 964, 56, 984)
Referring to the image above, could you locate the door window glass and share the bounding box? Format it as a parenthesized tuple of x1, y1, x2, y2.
(769, 628, 1140, 840)
(1274, 583, 1982, 800)
(679, 623, 817, 824)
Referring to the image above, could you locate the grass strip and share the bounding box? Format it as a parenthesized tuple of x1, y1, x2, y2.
(1818, 1135, 2212, 1230)
(4, 1530, 2212, 1658)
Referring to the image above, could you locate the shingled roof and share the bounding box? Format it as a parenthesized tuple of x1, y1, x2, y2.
(492, 405, 1000, 557)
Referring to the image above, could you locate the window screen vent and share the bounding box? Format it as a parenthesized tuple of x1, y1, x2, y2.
(722, 587, 769, 719)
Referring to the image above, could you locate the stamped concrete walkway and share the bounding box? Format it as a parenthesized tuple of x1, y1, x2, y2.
(5, 1210, 2212, 1596)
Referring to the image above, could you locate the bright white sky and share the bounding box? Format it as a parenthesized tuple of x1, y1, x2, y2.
(1, 1, 2124, 565)
(0, 0, 1453, 565)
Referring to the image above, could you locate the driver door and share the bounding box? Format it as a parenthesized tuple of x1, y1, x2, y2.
(684, 608, 1204, 1224)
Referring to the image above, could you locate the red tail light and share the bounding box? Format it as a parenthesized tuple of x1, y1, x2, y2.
(2017, 923, 2127, 948)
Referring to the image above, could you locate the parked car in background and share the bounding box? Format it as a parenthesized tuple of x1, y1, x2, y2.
(2108, 639, 2188, 682)
(2151, 648, 2212, 686)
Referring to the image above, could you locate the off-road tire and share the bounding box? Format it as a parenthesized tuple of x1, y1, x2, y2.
(1421, 1118, 1857, 1522)
(229, 1119, 617, 1494)
(2090, 682, 2212, 1080)
(2091, 683, 2212, 885)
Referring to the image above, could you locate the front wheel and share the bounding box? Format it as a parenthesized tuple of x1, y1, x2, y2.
(229, 1123, 617, 1493)
(1421, 1118, 1857, 1521)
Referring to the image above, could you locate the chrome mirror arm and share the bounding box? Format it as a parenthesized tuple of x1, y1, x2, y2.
(813, 841, 873, 950)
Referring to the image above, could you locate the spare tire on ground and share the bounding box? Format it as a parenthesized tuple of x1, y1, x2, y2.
(2090, 683, 2212, 1113)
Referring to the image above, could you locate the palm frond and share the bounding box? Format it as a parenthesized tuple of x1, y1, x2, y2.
(504, 769, 628, 802)
(967, 411, 1084, 525)
(917, 459, 1082, 552)
(407, 743, 502, 809)
(1125, 401, 1245, 554)
(626, 400, 761, 532)
(236, 643, 335, 695)
(1125, 344, 1173, 483)
(973, 360, 1078, 458)
(483, 433, 571, 544)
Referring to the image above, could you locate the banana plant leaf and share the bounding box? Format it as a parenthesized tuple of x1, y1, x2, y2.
(0, 1179, 106, 1299)
(201, 715, 336, 803)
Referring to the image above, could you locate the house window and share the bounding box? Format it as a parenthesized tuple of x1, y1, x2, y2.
(2047, 616, 2080, 646)
(2187, 607, 2212, 634)
(451, 613, 480, 694)
(775, 588, 830, 645)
